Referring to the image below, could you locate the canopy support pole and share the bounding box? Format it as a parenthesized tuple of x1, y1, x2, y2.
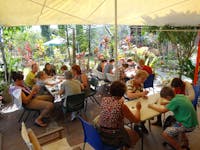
(114, 0, 118, 61)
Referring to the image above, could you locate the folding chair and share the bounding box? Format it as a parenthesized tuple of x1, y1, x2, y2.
(85, 77, 100, 111)
(62, 93, 85, 119)
(78, 116, 119, 150)
(21, 122, 71, 150)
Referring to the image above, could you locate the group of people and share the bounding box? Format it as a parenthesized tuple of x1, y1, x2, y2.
(95, 58, 198, 149)
(11, 58, 198, 149)
(12, 63, 90, 126)
(96, 58, 153, 82)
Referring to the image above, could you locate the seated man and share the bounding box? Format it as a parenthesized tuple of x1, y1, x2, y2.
(25, 63, 38, 88)
(148, 87, 198, 149)
(58, 71, 83, 121)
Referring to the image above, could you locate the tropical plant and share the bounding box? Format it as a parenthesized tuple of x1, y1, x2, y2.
(147, 25, 198, 80)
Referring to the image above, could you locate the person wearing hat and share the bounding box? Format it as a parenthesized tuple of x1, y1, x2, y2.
(58, 71, 84, 120)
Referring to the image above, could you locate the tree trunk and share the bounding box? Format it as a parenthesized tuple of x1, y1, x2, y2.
(0, 45, 8, 83)
(72, 27, 76, 65)
(65, 25, 71, 65)
(0, 27, 8, 83)
(87, 25, 91, 70)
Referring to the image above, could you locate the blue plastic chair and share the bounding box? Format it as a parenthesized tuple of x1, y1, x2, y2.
(78, 116, 118, 150)
(192, 85, 200, 110)
(144, 74, 155, 92)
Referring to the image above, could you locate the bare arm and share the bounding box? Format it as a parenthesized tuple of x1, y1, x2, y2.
(148, 104, 168, 113)
(81, 74, 88, 88)
(185, 82, 195, 101)
(58, 89, 64, 95)
(123, 102, 141, 123)
(126, 90, 148, 99)
(160, 101, 169, 105)
(21, 88, 37, 104)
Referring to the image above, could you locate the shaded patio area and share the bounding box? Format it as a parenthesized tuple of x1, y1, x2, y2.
(0, 72, 200, 150)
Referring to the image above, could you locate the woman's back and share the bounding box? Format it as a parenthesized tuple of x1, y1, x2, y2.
(99, 97, 124, 129)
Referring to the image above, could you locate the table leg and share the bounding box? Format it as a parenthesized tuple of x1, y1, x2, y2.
(138, 124, 143, 150)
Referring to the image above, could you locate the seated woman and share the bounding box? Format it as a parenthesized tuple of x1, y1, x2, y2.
(71, 64, 90, 96)
(12, 72, 54, 127)
(138, 59, 153, 75)
(43, 63, 56, 77)
(60, 65, 68, 74)
(97, 81, 141, 149)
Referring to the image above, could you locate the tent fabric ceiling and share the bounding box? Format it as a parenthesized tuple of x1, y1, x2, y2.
(0, 0, 200, 26)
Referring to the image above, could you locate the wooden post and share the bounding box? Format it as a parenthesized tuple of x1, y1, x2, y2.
(114, 0, 118, 62)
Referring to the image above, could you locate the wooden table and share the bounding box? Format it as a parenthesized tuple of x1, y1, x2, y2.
(45, 77, 65, 103)
(125, 93, 166, 150)
(125, 93, 165, 121)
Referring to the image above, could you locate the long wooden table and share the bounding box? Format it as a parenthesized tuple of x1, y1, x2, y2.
(125, 93, 165, 121)
(45, 76, 65, 102)
(125, 93, 166, 150)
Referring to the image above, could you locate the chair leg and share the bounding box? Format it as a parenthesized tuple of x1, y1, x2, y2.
(18, 109, 26, 122)
(91, 96, 100, 105)
(84, 100, 88, 112)
(148, 120, 151, 132)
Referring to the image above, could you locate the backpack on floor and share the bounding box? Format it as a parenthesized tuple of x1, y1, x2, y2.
(163, 115, 176, 130)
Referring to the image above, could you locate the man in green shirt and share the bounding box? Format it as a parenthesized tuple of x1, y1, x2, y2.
(25, 63, 38, 88)
(148, 87, 198, 150)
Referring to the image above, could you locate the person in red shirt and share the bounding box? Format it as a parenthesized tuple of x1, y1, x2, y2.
(138, 59, 153, 74)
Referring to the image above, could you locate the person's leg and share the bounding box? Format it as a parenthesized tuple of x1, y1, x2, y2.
(36, 95, 54, 102)
(26, 98, 54, 126)
(162, 127, 182, 150)
(125, 128, 140, 148)
(180, 132, 189, 148)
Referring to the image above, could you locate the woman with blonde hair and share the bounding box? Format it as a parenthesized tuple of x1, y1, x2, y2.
(126, 70, 149, 134)
(126, 70, 149, 99)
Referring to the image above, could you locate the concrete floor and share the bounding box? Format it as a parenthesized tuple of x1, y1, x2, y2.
(0, 81, 200, 150)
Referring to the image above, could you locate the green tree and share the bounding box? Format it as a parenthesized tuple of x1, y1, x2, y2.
(40, 25, 51, 41)
(76, 25, 88, 52)
(41, 25, 52, 56)
(0, 26, 27, 83)
(147, 25, 198, 79)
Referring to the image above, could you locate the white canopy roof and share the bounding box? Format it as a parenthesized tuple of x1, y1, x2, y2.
(0, 0, 200, 26)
